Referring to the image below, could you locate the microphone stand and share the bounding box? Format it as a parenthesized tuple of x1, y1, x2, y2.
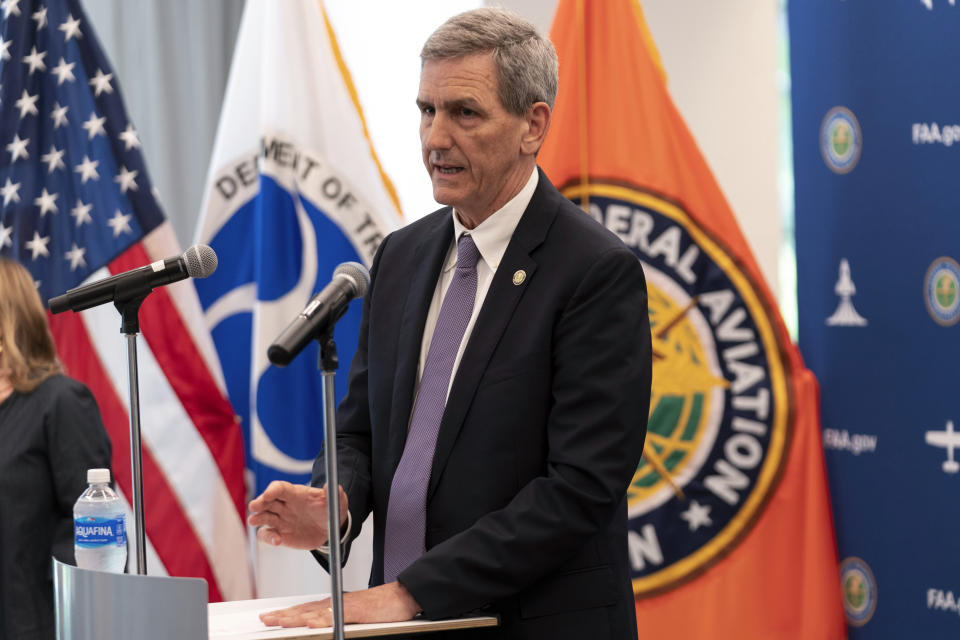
(318, 329, 345, 640)
(114, 290, 151, 575)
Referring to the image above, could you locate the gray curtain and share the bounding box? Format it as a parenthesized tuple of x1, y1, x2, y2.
(83, 0, 244, 249)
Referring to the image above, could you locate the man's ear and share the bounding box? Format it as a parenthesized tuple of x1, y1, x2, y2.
(520, 102, 551, 155)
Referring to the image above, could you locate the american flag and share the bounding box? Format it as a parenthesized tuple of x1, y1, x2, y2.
(0, 0, 251, 600)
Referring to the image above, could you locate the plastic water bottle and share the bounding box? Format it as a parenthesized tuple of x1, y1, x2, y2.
(73, 469, 127, 573)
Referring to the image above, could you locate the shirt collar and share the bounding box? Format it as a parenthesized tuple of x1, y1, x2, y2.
(446, 167, 539, 272)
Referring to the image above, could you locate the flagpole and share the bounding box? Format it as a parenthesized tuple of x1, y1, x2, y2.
(576, 0, 590, 211)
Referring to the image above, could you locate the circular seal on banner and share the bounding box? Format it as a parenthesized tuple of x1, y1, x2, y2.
(559, 182, 793, 598)
(924, 257, 960, 326)
(820, 106, 862, 174)
(839, 557, 877, 627)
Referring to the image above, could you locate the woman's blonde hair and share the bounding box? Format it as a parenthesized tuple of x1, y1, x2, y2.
(0, 258, 62, 391)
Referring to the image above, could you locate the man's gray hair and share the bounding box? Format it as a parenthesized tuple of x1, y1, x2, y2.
(421, 7, 559, 115)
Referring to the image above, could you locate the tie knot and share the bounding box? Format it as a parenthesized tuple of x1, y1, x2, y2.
(456, 234, 480, 270)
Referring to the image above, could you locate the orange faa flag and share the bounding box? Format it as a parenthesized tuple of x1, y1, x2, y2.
(540, 1, 846, 638)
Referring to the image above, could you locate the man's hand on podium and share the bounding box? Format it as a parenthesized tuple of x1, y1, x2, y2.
(247, 481, 349, 550)
(259, 581, 422, 629)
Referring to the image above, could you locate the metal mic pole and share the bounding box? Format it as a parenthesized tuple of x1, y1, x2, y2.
(318, 332, 345, 640)
(116, 293, 150, 575)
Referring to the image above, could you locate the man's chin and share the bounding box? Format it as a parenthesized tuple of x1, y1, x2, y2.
(430, 188, 460, 210)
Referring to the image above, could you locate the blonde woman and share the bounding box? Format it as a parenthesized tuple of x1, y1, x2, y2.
(0, 257, 111, 640)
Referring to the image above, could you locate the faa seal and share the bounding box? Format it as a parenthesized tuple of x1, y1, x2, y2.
(924, 257, 960, 326)
(560, 182, 793, 598)
(839, 556, 877, 627)
(821, 106, 862, 174)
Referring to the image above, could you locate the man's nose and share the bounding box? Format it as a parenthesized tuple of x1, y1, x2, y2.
(423, 113, 453, 150)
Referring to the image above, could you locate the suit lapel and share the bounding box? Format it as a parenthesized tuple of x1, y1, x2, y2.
(388, 212, 454, 469)
(427, 169, 561, 500)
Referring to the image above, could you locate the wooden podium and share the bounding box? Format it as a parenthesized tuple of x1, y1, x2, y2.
(208, 594, 499, 639)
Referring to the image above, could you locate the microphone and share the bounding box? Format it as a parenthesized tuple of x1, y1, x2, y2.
(49, 245, 218, 314)
(268, 262, 370, 367)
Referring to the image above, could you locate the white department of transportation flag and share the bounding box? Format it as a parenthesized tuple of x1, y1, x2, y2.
(195, 0, 401, 595)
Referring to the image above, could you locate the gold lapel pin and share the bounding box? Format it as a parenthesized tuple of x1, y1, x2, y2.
(512, 270, 526, 286)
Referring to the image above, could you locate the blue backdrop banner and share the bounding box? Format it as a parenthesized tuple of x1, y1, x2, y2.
(789, 1, 960, 635)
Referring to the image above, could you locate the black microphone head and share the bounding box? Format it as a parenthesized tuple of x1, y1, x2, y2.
(48, 293, 69, 314)
(183, 244, 218, 278)
(334, 262, 370, 297)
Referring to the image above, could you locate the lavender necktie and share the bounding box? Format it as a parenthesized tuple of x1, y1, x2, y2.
(383, 234, 480, 583)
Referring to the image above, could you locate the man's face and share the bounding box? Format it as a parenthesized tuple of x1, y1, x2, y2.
(417, 54, 532, 227)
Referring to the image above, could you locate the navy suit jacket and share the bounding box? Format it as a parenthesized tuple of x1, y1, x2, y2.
(314, 169, 651, 639)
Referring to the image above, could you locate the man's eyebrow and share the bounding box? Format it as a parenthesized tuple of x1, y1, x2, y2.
(415, 97, 483, 112)
(446, 98, 482, 111)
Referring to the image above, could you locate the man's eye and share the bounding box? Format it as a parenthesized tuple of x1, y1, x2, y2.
(420, 105, 434, 116)
(460, 108, 476, 117)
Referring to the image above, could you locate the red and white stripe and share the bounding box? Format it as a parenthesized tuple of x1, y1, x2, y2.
(48, 222, 252, 602)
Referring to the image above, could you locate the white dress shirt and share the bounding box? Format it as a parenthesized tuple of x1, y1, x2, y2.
(415, 167, 539, 399)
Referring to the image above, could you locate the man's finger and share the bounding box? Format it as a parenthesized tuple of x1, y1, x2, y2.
(247, 510, 288, 530)
(248, 498, 294, 524)
(259, 603, 299, 625)
(255, 526, 282, 546)
(259, 610, 281, 625)
(296, 602, 333, 628)
(262, 601, 332, 628)
(248, 490, 280, 513)
(285, 600, 329, 615)
(254, 480, 294, 506)
(262, 600, 330, 621)
(305, 614, 332, 629)
(276, 616, 305, 628)
(246, 509, 268, 526)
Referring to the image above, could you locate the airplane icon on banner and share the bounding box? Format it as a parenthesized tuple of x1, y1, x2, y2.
(925, 420, 960, 474)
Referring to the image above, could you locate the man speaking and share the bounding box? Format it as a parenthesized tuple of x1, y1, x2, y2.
(247, 8, 652, 638)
